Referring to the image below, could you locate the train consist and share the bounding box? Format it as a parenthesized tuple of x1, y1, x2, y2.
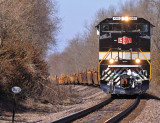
(56, 16, 154, 96)
(96, 16, 153, 95)
(57, 69, 99, 86)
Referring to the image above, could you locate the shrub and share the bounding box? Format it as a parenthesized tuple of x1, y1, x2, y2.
(0, 40, 48, 99)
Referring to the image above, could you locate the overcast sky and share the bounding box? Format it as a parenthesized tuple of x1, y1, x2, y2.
(49, 0, 129, 54)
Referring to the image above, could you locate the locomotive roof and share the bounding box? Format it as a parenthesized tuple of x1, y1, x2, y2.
(96, 17, 154, 27)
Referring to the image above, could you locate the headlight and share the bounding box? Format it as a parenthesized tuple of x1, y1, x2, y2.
(109, 58, 115, 64)
(122, 16, 129, 21)
(135, 58, 141, 64)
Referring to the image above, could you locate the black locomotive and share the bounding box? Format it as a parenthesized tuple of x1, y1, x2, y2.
(96, 16, 154, 95)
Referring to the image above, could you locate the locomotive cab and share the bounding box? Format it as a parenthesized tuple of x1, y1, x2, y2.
(96, 16, 154, 95)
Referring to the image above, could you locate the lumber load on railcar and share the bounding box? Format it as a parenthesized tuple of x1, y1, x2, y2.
(92, 70, 99, 85)
(69, 74, 75, 84)
(87, 69, 93, 85)
(82, 72, 88, 84)
(78, 72, 83, 84)
(58, 73, 66, 84)
(74, 73, 79, 84)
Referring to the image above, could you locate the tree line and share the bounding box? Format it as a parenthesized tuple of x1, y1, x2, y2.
(0, 0, 60, 100)
(48, 0, 160, 89)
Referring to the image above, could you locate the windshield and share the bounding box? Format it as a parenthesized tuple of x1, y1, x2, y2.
(102, 23, 148, 32)
(102, 24, 122, 31)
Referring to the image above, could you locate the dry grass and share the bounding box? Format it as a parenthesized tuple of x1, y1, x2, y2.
(152, 55, 160, 83)
(40, 80, 79, 105)
(148, 53, 160, 96)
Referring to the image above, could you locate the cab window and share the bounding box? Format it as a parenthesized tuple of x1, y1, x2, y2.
(102, 24, 122, 31)
(137, 24, 148, 32)
(101, 23, 148, 32)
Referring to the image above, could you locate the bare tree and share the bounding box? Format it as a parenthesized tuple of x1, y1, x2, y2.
(0, 0, 60, 56)
(0, 0, 61, 101)
(48, 7, 117, 75)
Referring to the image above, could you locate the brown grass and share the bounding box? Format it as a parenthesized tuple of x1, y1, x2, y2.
(149, 53, 160, 96)
(40, 80, 79, 105)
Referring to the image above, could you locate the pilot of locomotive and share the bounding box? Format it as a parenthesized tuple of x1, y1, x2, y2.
(96, 16, 154, 95)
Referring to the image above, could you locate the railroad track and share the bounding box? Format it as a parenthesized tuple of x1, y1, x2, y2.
(105, 96, 140, 123)
(49, 97, 113, 123)
(49, 95, 140, 123)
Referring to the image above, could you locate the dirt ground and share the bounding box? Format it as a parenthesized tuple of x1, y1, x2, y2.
(0, 85, 160, 123)
(0, 85, 109, 123)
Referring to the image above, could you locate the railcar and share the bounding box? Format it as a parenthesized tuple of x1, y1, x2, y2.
(96, 16, 154, 95)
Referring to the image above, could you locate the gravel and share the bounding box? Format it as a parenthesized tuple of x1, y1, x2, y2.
(1, 85, 160, 123)
(131, 99, 160, 123)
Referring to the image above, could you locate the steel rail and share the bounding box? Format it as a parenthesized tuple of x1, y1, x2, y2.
(49, 97, 113, 123)
(105, 96, 140, 123)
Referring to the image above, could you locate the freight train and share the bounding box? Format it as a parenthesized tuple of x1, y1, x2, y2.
(56, 69, 99, 86)
(56, 16, 153, 96)
(96, 16, 154, 95)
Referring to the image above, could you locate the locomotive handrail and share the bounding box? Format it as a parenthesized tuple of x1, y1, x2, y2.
(98, 48, 111, 81)
(138, 48, 151, 80)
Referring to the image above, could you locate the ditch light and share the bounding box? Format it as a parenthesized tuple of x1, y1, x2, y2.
(109, 58, 115, 64)
(135, 58, 141, 64)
